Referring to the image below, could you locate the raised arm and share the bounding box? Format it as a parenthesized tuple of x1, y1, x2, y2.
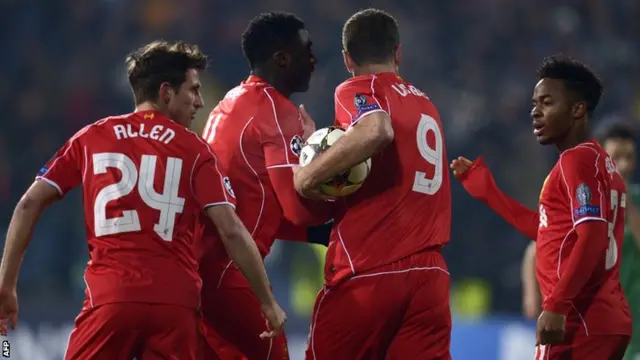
(451, 156, 539, 240)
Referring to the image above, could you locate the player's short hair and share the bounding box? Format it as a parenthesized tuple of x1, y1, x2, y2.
(342, 9, 399, 66)
(597, 123, 637, 144)
(241, 12, 306, 69)
(536, 54, 603, 115)
(126, 40, 207, 105)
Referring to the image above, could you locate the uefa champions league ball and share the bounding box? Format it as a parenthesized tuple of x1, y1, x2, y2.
(299, 126, 372, 197)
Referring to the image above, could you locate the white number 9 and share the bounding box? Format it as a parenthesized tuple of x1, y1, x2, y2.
(412, 114, 443, 195)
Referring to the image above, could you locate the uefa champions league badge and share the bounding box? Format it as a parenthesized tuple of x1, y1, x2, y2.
(576, 183, 592, 206)
(223, 177, 236, 198)
(290, 135, 303, 157)
(354, 94, 368, 108)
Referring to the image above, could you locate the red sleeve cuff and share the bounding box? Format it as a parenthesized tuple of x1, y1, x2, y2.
(455, 157, 486, 182)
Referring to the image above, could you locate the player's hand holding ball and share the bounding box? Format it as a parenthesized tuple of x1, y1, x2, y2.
(295, 125, 371, 199)
(259, 301, 287, 339)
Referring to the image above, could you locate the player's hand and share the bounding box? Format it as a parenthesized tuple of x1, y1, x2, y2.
(449, 156, 473, 177)
(536, 310, 565, 345)
(299, 104, 317, 141)
(292, 166, 336, 202)
(0, 288, 18, 336)
(259, 301, 287, 339)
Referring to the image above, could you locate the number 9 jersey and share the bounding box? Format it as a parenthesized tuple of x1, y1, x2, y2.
(35, 110, 235, 311)
(327, 72, 451, 286)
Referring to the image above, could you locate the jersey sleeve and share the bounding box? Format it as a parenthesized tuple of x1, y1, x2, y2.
(334, 76, 389, 129)
(191, 149, 236, 210)
(260, 88, 305, 169)
(36, 129, 86, 196)
(559, 148, 607, 225)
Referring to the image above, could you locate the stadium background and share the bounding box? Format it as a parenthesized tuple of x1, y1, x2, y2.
(1, 0, 639, 359)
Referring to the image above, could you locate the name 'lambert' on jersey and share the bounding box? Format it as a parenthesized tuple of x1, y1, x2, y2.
(113, 124, 176, 144)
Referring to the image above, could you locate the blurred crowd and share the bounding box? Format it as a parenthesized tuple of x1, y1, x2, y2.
(1, 0, 639, 330)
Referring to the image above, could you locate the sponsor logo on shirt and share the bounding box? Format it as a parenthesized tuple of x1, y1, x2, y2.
(223, 177, 235, 198)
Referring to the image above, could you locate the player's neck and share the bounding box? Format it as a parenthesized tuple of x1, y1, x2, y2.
(351, 63, 396, 77)
(556, 122, 590, 152)
(135, 102, 163, 113)
(250, 69, 292, 98)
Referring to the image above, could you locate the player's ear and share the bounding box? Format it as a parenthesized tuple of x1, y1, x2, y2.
(394, 44, 402, 66)
(159, 82, 174, 105)
(342, 50, 355, 75)
(572, 101, 587, 118)
(273, 51, 291, 68)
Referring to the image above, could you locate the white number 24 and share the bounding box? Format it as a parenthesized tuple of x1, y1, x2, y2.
(93, 152, 185, 241)
(606, 189, 626, 270)
(412, 114, 443, 195)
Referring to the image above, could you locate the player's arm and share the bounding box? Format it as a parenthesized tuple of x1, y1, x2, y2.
(451, 156, 539, 240)
(294, 82, 393, 194)
(205, 205, 277, 305)
(522, 242, 541, 319)
(0, 181, 61, 292)
(543, 150, 609, 314)
(0, 133, 83, 298)
(267, 166, 334, 226)
(258, 95, 334, 226)
(192, 154, 277, 307)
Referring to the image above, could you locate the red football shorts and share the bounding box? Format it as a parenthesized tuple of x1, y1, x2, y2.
(535, 335, 629, 360)
(201, 279, 288, 360)
(65, 302, 201, 360)
(305, 250, 451, 360)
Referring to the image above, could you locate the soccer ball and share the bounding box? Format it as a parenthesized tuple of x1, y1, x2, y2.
(299, 126, 372, 197)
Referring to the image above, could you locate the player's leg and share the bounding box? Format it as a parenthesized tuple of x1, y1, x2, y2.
(385, 266, 451, 360)
(543, 335, 630, 359)
(201, 286, 288, 360)
(64, 303, 140, 360)
(138, 304, 201, 360)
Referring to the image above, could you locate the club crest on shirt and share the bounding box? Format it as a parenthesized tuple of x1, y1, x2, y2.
(576, 183, 591, 206)
(223, 177, 235, 198)
(290, 135, 303, 157)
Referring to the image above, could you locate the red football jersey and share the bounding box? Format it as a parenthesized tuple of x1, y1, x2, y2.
(199, 76, 320, 286)
(36, 110, 235, 310)
(326, 72, 451, 285)
(537, 139, 631, 335)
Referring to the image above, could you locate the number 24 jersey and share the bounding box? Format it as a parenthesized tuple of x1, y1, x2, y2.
(36, 110, 235, 310)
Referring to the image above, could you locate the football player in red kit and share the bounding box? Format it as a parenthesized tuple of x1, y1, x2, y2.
(451, 55, 632, 359)
(294, 9, 452, 360)
(199, 13, 332, 360)
(0, 41, 285, 360)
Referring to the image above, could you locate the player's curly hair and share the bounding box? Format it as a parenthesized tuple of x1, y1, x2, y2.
(241, 12, 306, 69)
(537, 54, 603, 115)
(126, 40, 207, 105)
(342, 9, 399, 66)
